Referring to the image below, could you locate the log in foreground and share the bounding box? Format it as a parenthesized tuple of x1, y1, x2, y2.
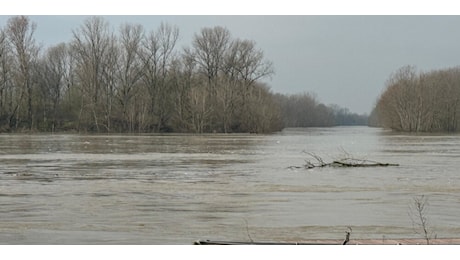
(194, 238, 460, 245)
(289, 152, 399, 169)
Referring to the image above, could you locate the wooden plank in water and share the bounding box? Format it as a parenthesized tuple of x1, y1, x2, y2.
(347, 238, 460, 245)
(194, 239, 343, 245)
(194, 238, 460, 245)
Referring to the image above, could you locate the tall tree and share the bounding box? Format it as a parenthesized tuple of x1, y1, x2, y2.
(100, 32, 118, 132)
(0, 28, 13, 129)
(6, 15, 39, 130)
(191, 26, 231, 131)
(169, 52, 195, 132)
(117, 23, 144, 132)
(227, 38, 274, 132)
(375, 65, 460, 132)
(192, 26, 231, 94)
(71, 16, 111, 132)
(35, 43, 69, 131)
(140, 22, 179, 132)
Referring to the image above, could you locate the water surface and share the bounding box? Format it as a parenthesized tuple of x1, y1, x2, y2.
(1, 126, 459, 244)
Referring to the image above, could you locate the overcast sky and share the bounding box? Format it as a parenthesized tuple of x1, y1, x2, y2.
(1, 14, 460, 114)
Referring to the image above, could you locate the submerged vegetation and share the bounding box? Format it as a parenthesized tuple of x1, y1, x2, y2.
(0, 16, 366, 134)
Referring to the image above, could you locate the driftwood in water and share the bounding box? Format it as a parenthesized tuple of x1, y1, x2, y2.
(329, 158, 399, 168)
(194, 238, 460, 245)
(288, 152, 399, 170)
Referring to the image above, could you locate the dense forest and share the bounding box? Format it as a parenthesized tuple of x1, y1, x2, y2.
(371, 65, 460, 132)
(0, 16, 366, 133)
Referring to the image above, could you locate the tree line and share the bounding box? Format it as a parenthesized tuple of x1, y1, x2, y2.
(371, 65, 460, 132)
(275, 92, 368, 127)
(0, 16, 366, 134)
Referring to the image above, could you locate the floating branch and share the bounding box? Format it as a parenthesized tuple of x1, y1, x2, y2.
(331, 158, 399, 167)
(288, 152, 399, 169)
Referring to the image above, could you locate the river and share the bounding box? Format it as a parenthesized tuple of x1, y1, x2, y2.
(1, 126, 459, 244)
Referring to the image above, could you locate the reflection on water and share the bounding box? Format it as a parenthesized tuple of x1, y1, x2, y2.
(1, 127, 460, 244)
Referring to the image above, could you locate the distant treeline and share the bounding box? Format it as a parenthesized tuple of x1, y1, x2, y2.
(0, 16, 366, 134)
(370, 65, 460, 132)
(275, 93, 368, 127)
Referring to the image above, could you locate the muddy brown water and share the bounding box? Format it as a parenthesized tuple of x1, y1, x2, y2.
(1, 126, 459, 244)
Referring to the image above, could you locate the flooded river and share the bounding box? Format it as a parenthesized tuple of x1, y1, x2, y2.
(1, 126, 460, 244)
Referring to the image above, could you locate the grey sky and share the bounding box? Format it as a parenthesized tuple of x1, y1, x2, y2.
(1, 15, 460, 114)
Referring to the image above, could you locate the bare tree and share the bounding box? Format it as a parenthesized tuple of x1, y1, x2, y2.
(191, 26, 231, 131)
(376, 65, 460, 132)
(189, 79, 212, 133)
(71, 16, 111, 132)
(116, 23, 144, 132)
(228, 39, 274, 130)
(190, 28, 276, 133)
(0, 16, 287, 134)
(140, 22, 179, 132)
(192, 26, 231, 93)
(435, 68, 460, 131)
(409, 195, 434, 245)
(246, 83, 282, 133)
(35, 43, 69, 131)
(218, 38, 273, 132)
(0, 28, 13, 129)
(99, 32, 119, 132)
(229, 39, 274, 86)
(6, 15, 39, 130)
(169, 52, 196, 132)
